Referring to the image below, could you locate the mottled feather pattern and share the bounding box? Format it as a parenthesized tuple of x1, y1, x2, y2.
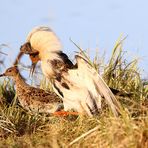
(0, 67, 63, 113)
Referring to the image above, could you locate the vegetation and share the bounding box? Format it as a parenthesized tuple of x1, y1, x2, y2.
(0, 38, 148, 148)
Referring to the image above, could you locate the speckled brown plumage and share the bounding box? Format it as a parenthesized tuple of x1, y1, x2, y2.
(0, 66, 63, 114)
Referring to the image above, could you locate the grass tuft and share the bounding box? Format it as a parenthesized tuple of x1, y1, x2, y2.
(0, 38, 148, 147)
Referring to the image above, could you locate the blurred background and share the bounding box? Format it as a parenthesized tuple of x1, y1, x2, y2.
(0, 0, 148, 78)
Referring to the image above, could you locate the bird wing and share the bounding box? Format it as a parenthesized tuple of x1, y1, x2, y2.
(26, 87, 62, 104)
(56, 54, 122, 116)
(75, 54, 122, 116)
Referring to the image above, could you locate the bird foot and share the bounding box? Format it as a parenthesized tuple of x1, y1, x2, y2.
(53, 111, 79, 116)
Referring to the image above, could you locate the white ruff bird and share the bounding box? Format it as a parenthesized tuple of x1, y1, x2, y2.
(20, 26, 121, 117)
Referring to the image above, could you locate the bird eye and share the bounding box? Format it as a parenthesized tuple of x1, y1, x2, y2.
(7, 69, 12, 72)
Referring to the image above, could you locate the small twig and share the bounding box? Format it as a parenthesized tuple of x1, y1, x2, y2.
(0, 51, 8, 56)
(69, 126, 99, 146)
(0, 60, 4, 64)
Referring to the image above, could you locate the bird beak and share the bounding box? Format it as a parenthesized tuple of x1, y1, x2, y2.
(0, 73, 5, 77)
(29, 62, 37, 77)
(29, 53, 40, 77)
(13, 52, 24, 66)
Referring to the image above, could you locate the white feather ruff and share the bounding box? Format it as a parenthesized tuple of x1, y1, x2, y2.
(27, 26, 62, 60)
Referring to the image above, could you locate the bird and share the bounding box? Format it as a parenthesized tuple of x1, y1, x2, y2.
(20, 27, 74, 79)
(0, 66, 64, 114)
(19, 26, 122, 117)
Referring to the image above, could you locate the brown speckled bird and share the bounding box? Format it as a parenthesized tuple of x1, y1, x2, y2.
(20, 26, 122, 117)
(0, 66, 63, 114)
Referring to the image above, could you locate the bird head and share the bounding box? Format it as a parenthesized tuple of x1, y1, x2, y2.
(20, 26, 62, 75)
(20, 42, 39, 54)
(21, 26, 62, 54)
(0, 66, 19, 77)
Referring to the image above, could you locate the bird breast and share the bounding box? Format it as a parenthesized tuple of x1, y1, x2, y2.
(40, 53, 65, 79)
(41, 60, 55, 79)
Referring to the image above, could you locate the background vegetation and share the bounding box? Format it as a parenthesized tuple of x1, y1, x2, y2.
(0, 38, 147, 148)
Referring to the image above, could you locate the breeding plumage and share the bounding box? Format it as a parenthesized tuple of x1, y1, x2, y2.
(20, 26, 121, 116)
(20, 27, 73, 78)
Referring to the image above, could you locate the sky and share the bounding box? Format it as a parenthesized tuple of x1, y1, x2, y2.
(0, 0, 148, 78)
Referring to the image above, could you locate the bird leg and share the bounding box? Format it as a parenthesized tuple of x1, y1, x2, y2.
(53, 111, 79, 116)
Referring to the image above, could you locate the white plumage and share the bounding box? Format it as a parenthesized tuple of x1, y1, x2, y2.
(21, 26, 121, 117)
(53, 54, 121, 116)
(26, 26, 64, 79)
(27, 26, 62, 54)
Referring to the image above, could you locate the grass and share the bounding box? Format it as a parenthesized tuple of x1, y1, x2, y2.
(0, 38, 148, 148)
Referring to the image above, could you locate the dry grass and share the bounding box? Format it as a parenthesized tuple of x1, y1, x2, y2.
(0, 38, 148, 148)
